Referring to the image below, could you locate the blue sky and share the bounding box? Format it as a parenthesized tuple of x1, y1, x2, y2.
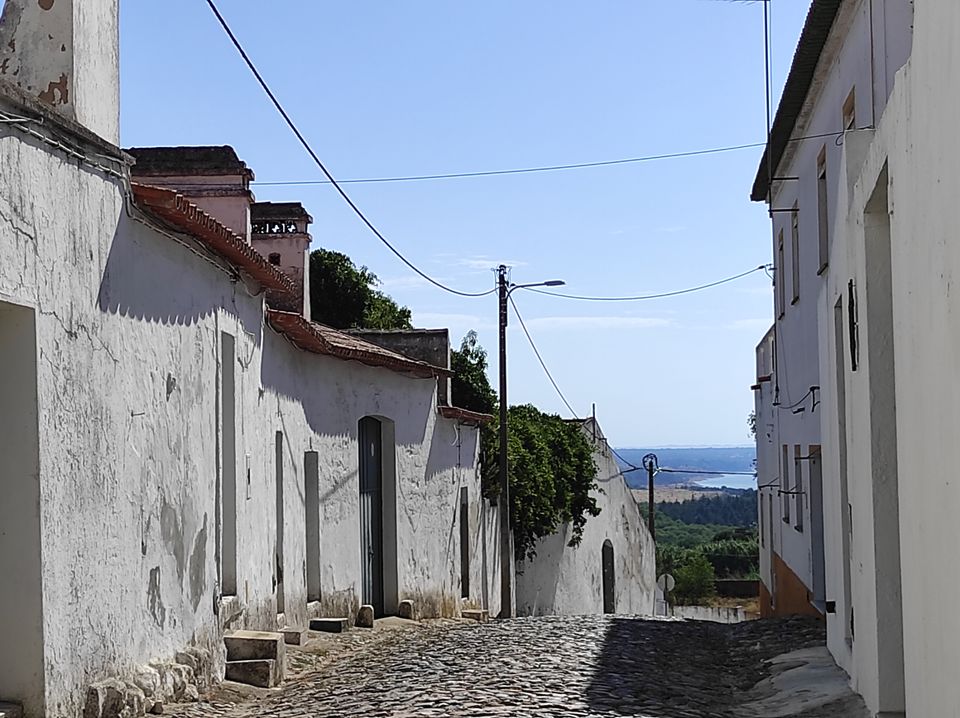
(119, 1, 808, 448)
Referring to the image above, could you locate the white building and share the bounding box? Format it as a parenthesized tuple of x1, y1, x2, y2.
(0, 2, 502, 715)
(515, 418, 656, 617)
(748, 1, 960, 715)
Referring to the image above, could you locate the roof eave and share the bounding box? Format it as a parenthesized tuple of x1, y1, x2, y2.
(751, 0, 844, 202)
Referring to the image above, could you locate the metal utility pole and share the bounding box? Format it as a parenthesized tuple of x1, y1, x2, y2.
(497, 265, 511, 618)
(496, 266, 566, 619)
(642, 453, 659, 542)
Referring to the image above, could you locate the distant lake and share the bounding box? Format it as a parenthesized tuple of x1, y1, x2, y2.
(695, 474, 757, 490)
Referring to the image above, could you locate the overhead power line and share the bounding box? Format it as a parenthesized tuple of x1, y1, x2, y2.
(203, 0, 495, 299)
(253, 143, 766, 186)
(252, 130, 850, 188)
(522, 265, 770, 302)
(508, 296, 579, 418)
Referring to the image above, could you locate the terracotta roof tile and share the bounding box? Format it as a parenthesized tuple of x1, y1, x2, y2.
(132, 183, 296, 295)
(267, 310, 451, 379)
(438, 406, 494, 425)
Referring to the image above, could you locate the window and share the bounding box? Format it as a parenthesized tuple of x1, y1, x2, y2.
(817, 148, 829, 273)
(794, 445, 804, 532)
(269, 253, 281, 266)
(842, 87, 856, 131)
(791, 204, 800, 304)
(781, 444, 790, 523)
(777, 229, 786, 317)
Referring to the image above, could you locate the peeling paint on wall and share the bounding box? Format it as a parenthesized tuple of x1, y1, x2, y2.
(188, 514, 208, 611)
(147, 567, 165, 629)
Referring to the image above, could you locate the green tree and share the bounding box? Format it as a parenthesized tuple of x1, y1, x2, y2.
(309, 248, 412, 330)
(450, 331, 497, 415)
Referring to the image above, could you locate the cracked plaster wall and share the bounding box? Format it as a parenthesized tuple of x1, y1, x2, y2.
(0, 120, 496, 716)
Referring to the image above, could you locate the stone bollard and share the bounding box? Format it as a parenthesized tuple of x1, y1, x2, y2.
(397, 599, 415, 620)
(356, 604, 375, 628)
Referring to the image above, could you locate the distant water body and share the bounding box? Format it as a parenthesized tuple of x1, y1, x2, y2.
(695, 474, 757, 490)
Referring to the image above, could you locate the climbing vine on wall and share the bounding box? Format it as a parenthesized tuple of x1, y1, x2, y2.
(449, 333, 601, 561)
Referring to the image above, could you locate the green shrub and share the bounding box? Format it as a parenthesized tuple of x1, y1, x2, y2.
(671, 552, 717, 605)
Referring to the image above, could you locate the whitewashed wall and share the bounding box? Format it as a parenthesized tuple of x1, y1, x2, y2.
(515, 420, 656, 617)
(760, 0, 914, 714)
(0, 96, 497, 718)
(758, 3, 912, 710)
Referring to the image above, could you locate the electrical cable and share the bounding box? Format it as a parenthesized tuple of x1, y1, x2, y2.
(203, 0, 496, 299)
(254, 143, 767, 186)
(507, 295, 579, 418)
(520, 265, 769, 302)
(252, 131, 851, 188)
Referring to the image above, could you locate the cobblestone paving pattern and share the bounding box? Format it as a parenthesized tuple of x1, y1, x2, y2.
(172, 616, 860, 718)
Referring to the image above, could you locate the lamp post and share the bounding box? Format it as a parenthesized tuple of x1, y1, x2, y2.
(497, 265, 565, 618)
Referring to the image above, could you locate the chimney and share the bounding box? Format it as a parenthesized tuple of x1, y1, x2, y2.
(251, 202, 313, 320)
(127, 146, 255, 240)
(0, 0, 120, 144)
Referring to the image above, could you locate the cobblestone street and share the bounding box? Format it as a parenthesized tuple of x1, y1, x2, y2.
(170, 616, 867, 718)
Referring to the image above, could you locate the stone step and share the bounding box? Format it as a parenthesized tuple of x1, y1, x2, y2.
(224, 630, 286, 666)
(309, 617, 350, 633)
(225, 659, 280, 688)
(462, 609, 489, 623)
(0, 703, 23, 718)
(280, 627, 307, 646)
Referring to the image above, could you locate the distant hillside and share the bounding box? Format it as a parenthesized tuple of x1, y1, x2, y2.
(658, 490, 757, 527)
(615, 446, 755, 488)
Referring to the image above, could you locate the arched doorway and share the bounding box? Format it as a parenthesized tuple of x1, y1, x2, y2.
(602, 539, 615, 614)
(358, 416, 398, 616)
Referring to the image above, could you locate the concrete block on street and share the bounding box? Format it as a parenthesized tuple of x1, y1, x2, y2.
(224, 630, 285, 663)
(225, 659, 280, 688)
(281, 627, 307, 646)
(462, 609, 489, 623)
(309, 617, 349, 633)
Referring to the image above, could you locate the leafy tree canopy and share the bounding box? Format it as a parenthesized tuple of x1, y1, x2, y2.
(499, 405, 600, 561)
(450, 331, 497, 416)
(449, 333, 602, 562)
(309, 248, 412, 330)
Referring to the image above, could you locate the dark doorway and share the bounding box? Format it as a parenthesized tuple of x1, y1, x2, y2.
(359, 417, 384, 616)
(602, 540, 615, 614)
(305, 451, 321, 602)
(275, 431, 285, 615)
(460, 487, 470, 598)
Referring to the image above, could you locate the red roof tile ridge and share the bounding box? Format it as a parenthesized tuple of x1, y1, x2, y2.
(266, 310, 451, 379)
(131, 182, 296, 296)
(438, 405, 494, 425)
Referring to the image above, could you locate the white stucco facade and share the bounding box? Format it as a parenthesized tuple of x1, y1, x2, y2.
(753, 1, 921, 715)
(515, 418, 656, 617)
(754, 2, 911, 627)
(0, 3, 501, 715)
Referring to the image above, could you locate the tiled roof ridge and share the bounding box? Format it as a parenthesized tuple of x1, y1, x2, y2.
(266, 310, 452, 379)
(131, 183, 296, 295)
(438, 406, 494, 425)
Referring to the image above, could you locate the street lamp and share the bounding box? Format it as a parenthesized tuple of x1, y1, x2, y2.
(497, 265, 565, 618)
